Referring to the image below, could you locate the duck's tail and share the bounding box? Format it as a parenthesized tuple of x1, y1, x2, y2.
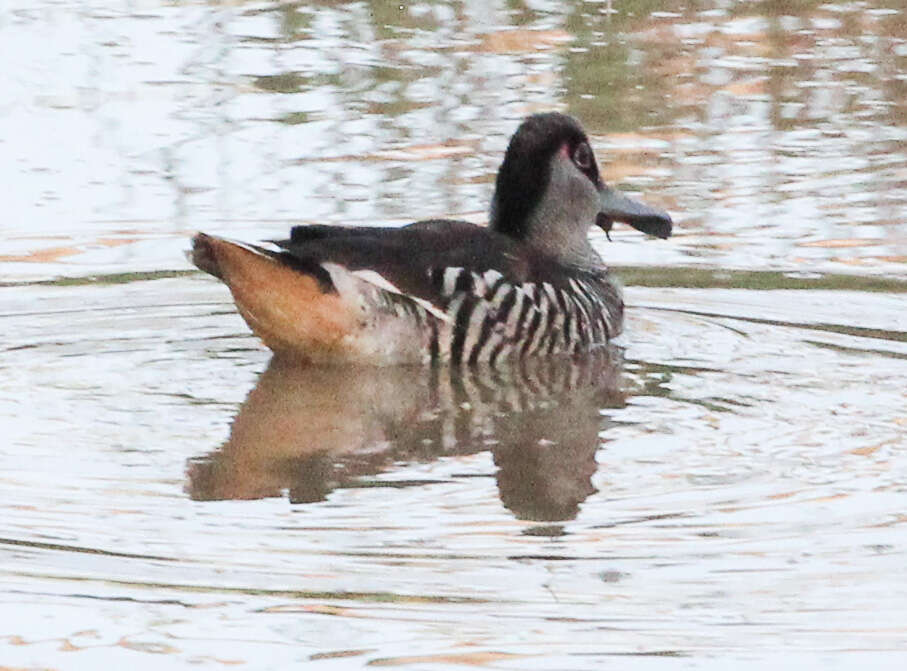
(190, 233, 356, 360)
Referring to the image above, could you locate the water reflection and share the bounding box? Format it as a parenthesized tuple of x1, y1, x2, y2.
(187, 351, 624, 521)
(4, 0, 904, 280)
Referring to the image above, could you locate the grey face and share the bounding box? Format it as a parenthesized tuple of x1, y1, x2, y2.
(568, 136, 673, 240)
(522, 150, 605, 267)
(522, 141, 672, 267)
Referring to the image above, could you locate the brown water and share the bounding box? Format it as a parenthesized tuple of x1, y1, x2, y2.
(2, 1, 906, 669)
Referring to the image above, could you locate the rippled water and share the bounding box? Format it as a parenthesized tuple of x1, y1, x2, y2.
(2, 1, 906, 669)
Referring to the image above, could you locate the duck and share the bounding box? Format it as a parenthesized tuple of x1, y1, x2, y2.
(190, 112, 672, 365)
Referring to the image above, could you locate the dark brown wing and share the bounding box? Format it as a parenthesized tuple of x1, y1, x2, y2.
(269, 219, 543, 309)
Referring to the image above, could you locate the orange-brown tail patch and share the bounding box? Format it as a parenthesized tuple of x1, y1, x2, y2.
(191, 233, 356, 359)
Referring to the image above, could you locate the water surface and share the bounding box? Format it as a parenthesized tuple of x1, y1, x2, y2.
(2, 0, 906, 668)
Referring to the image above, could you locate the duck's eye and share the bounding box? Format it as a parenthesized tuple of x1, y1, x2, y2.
(573, 143, 593, 170)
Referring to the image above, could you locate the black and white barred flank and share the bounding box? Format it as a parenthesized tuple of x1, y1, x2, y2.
(425, 266, 622, 365)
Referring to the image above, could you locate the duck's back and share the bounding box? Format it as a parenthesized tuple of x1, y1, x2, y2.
(191, 220, 623, 365)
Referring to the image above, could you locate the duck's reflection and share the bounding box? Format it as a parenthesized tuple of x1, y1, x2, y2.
(187, 351, 624, 522)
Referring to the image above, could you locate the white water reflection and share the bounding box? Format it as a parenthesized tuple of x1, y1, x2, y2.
(2, 0, 904, 281)
(2, 279, 906, 668)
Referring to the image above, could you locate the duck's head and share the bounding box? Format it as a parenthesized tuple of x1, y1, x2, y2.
(489, 112, 672, 267)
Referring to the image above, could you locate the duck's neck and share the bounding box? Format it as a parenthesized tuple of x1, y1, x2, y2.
(520, 206, 605, 270)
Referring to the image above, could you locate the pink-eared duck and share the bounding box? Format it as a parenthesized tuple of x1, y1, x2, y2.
(190, 112, 672, 365)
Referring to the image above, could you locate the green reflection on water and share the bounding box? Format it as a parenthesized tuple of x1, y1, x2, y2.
(614, 267, 907, 293)
(14, 268, 907, 293)
(253, 72, 314, 94)
(33, 575, 489, 605)
(563, 7, 672, 132)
